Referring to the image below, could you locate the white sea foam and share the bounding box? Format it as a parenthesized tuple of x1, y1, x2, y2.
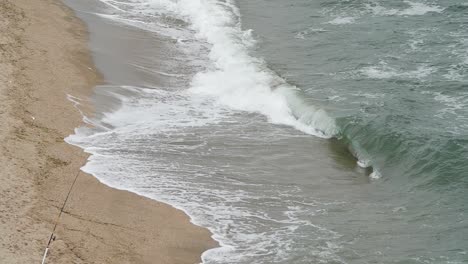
(357, 159, 372, 168)
(327, 16, 356, 25)
(369, 170, 382, 180)
(399, 1, 444, 15)
(432, 92, 467, 117)
(151, 0, 338, 138)
(366, 1, 444, 16)
(67, 90, 346, 262)
(328, 95, 346, 102)
(443, 68, 466, 82)
(361, 62, 435, 80)
(419, 91, 468, 134)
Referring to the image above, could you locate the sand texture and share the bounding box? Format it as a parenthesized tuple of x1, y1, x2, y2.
(0, 0, 216, 263)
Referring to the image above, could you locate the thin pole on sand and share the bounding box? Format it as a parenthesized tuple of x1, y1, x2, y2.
(41, 157, 87, 264)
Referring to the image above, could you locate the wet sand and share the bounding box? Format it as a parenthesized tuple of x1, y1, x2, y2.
(0, 0, 216, 263)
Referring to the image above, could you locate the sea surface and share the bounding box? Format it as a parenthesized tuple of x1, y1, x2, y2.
(65, 0, 467, 263)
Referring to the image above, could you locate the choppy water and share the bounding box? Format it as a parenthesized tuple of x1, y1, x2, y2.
(65, 0, 467, 263)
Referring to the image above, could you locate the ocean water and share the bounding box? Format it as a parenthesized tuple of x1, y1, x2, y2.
(65, 0, 467, 263)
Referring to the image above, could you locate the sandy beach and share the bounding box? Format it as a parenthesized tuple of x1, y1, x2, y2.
(0, 0, 216, 263)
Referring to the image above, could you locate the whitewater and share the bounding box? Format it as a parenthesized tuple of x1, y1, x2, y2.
(65, 0, 468, 263)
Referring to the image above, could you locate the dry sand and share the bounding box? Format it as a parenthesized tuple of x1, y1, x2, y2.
(0, 0, 216, 263)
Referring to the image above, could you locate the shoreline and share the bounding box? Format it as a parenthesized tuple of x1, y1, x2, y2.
(0, 0, 216, 263)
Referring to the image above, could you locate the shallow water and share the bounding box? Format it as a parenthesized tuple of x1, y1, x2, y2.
(65, 0, 467, 263)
